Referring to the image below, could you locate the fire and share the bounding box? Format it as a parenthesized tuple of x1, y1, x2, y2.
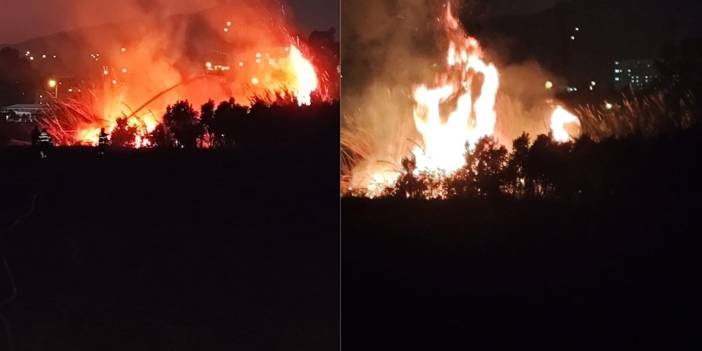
(289, 45, 319, 106)
(400, 3, 500, 176)
(550, 105, 581, 143)
(412, 22, 499, 173)
(48, 43, 325, 146)
(33, 0, 338, 147)
(344, 2, 501, 197)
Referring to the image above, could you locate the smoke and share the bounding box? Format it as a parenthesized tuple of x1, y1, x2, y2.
(493, 60, 560, 143)
(342, 0, 560, 190)
(341, 0, 448, 188)
(20, 0, 331, 145)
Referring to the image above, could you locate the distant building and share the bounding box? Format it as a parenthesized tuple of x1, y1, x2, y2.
(1, 104, 45, 123)
(613, 59, 659, 91)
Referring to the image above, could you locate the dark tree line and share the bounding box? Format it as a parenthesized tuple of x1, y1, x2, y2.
(108, 96, 339, 150)
(383, 121, 702, 201)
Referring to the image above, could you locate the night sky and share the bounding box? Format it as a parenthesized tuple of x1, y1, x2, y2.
(488, 0, 561, 15)
(0, 0, 339, 44)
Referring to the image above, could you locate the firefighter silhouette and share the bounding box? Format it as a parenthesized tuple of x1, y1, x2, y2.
(37, 129, 52, 159)
(98, 128, 109, 155)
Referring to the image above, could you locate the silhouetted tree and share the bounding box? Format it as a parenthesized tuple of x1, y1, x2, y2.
(392, 155, 426, 199)
(504, 133, 530, 197)
(150, 123, 173, 148)
(163, 100, 202, 149)
(470, 136, 508, 198)
(445, 167, 475, 199)
(199, 99, 215, 144)
(212, 98, 248, 147)
(111, 117, 138, 148)
(569, 134, 600, 199)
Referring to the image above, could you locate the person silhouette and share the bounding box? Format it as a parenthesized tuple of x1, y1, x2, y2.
(98, 128, 109, 155)
(37, 129, 52, 159)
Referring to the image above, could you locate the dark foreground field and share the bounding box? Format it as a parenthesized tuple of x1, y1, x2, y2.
(343, 193, 702, 348)
(0, 118, 338, 350)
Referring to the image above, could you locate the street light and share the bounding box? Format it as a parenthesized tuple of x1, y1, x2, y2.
(48, 79, 58, 98)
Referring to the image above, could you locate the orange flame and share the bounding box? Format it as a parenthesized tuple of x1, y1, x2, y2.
(68, 42, 321, 146)
(549, 106, 580, 143)
(413, 23, 499, 173)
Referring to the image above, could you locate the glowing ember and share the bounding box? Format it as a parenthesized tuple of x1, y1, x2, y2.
(550, 105, 581, 143)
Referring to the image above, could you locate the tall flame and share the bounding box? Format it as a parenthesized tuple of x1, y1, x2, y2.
(412, 3, 499, 173)
(289, 45, 319, 106)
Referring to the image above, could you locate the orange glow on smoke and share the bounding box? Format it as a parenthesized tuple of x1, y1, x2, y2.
(44, 2, 330, 146)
